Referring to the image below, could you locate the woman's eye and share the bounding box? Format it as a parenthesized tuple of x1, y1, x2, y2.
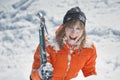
(68, 27, 73, 30)
(76, 28, 80, 30)
(69, 27, 73, 29)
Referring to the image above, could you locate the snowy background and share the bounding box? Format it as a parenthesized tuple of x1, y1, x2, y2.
(0, 0, 120, 80)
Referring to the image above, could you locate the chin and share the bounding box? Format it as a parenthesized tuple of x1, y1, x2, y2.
(68, 40, 75, 45)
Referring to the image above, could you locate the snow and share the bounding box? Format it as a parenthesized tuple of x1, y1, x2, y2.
(0, 0, 120, 80)
(46, 34, 60, 50)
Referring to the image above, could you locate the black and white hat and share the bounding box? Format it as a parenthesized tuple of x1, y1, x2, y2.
(63, 6, 86, 25)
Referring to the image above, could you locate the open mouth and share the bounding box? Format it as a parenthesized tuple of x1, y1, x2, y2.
(69, 36, 77, 40)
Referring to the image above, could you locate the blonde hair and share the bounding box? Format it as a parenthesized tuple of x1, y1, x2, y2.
(56, 20, 86, 50)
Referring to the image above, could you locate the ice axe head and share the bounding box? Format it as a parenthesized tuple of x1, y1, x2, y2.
(37, 12, 45, 24)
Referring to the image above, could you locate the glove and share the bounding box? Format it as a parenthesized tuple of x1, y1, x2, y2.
(39, 62, 53, 80)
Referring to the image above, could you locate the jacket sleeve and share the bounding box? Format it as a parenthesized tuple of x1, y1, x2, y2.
(31, 44, 56, 80)
(82, 45, 97, 77)
(31, 45, 41, 80)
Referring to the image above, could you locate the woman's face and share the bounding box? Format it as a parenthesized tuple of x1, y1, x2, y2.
(65, 22, 83, 45)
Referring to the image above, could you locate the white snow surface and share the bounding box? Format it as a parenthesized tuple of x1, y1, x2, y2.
(0, 0, 120, 80)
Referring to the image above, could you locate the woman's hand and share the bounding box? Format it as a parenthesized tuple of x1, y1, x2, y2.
(39, 62, 53, 80)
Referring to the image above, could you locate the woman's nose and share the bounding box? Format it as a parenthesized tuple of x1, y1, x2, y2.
(71, 29, 76, 33)
(71, 29, 73, 32)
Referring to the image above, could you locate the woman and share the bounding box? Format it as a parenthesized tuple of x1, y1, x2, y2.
(31, 6, 97, 80)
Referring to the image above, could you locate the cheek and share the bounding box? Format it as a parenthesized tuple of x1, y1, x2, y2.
(78, 31, 83, 37)
(65, 30, 70, 36)
(65, 32, 69, 38)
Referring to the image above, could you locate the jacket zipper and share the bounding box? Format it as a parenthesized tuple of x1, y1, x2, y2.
(63, 49, 73, 80)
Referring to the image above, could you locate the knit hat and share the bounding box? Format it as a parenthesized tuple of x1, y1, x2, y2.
(63, 6, 86, 25)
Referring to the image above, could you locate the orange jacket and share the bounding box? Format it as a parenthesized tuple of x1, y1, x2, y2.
(31, 39, 97, 80)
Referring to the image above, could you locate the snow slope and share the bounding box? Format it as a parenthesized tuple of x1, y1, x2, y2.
(0, 0, 120, 80)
